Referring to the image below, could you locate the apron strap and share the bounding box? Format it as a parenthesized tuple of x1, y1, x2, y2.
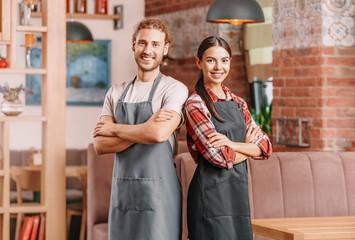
(118, 76, 135, 102)
(118, 72, 163, 102)
(148, 72, 162, 102)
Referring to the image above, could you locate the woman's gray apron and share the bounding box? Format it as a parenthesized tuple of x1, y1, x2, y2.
(187, 100, 253, 240)
(108, 73, 182, 240)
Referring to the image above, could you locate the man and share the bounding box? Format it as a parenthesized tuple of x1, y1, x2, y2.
(93, 18, 188, 240)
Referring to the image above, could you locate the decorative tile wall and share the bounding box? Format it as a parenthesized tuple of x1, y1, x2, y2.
(323, 0, 355, 46)
(156, 0, 354, 54)
(273, 0, 355, 49)
(155, 6, 243, 59)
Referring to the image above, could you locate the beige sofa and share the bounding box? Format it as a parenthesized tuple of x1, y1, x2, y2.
(87, 142, 355, 240)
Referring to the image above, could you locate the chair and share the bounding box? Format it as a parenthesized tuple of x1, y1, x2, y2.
(66, 166, 87, 240)
(10, 165, 41, 240)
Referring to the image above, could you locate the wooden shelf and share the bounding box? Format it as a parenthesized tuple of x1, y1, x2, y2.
(0, 116, 47, 122)
(0, 170, 4, 176)
(0, 68, 47, 74)
(0, 205, 46, 214)
(0, 41, 11, 45)
(16, 25, 48, 32)
(32, 12, 120, 20)
(9, 205, 47, 214)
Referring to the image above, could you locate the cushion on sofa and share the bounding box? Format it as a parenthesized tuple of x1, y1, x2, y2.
(248, 152, 355, 219)
(92, 223, 108, 240)
(87, 143, 114, 240)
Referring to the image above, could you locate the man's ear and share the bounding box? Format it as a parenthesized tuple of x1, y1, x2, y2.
(132, 40, 136, 52)
(195, 57, 202, 69)
(163, 43, 170, 55)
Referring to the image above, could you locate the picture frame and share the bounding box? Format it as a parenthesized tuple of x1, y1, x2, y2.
(26, 38, 111, 106)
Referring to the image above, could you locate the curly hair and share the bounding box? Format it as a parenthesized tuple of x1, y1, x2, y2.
(132, 17, 172, 45)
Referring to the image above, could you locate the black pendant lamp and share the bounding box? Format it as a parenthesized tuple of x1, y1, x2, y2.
(207, 0, 265, 25)
(66, 21, 93, 43)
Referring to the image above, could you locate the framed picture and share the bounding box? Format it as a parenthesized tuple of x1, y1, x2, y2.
(26, 39, 111, 106)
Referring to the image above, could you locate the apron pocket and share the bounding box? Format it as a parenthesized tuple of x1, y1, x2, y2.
(202, 179, 250, 218)
(112, 177, 161, 211)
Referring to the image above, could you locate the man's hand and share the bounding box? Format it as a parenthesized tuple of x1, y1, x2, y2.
(94, 121, 117, 138)
(147, 109, 174, 122)
(245, 125, 263, 143)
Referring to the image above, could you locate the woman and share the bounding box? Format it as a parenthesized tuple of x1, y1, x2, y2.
(185, 36, 272, 240)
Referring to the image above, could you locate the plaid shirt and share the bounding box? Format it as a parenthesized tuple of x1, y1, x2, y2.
(185, 85, 272, 169)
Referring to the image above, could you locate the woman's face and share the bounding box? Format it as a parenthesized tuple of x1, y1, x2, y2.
(196, 46, 231, 88)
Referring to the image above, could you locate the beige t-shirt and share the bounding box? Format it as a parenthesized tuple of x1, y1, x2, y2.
(101, 75, 188, 154)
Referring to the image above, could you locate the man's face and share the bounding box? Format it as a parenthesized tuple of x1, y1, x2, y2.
(132, 28, 169, 72)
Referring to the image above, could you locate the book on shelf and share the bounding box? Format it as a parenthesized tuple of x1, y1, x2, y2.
(38, 215, 46, 240)
(19, 216, 34, 240)
(30, 215, 41, 240)
(19, 215, 44, 240)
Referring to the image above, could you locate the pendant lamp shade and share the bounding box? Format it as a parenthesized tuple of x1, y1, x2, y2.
(66, 21, 93, 42)
(207, 0, 265, 25)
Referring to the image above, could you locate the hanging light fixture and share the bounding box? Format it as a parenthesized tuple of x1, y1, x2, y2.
(66, 21, 93, 43)
(206, 0, 265, 25)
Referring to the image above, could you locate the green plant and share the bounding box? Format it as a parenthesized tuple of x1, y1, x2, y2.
(251, 105, 272, 135)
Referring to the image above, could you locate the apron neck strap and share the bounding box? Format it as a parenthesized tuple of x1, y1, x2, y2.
(148, 72, 162, 102)
(119, 72, 163, 102)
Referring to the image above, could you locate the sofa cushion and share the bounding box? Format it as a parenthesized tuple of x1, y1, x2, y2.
(87, 143, 114, 240)
(248, 152, 355, 219)
(92, 223, 108, 240)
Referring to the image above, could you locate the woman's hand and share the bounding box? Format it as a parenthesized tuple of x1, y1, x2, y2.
(233, 152, 249, 165)
(245, 125, 263, 143)
(147, 109, 174, 122)
(207, 132, 235, 149)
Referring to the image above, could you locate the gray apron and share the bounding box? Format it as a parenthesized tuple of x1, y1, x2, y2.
(108, 73, 182, 240)
(187, 100, 253, 240)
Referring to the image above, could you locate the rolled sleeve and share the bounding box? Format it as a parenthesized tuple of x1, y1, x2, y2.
(251, 135, 272, 160)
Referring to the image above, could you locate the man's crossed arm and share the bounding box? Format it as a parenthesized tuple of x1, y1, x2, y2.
(93, 109, 180, 155)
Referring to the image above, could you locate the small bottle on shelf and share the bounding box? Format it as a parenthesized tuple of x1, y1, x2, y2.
(76, 0, 87, 13)
(95, 0, 107, 14)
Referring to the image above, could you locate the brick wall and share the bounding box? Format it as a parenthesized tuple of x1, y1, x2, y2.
(145, 0, 213, 16)
(273, 46, 355, 151)
(146, 0, 355, 151)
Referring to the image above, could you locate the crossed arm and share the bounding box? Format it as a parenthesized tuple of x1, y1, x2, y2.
(93, 109, 180, 155)
(208, 127, 263, 165)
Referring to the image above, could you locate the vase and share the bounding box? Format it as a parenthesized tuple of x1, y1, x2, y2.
(1, 89, 24, 116)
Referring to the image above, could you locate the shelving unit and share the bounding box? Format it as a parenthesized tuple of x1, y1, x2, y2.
(32, 12, 120, 20)
(0, 0, 66, 239)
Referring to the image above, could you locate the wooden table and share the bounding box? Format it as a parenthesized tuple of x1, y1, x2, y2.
(252, 216, 355, 240)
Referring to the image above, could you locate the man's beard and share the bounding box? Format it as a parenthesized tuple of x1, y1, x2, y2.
(135, 54, 163, 72)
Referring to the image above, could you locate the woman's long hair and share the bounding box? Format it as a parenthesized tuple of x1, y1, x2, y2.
(195, 36, 232, 122)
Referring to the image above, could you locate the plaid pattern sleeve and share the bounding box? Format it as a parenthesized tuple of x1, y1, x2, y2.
(231, 92, 272, 160)
(185, 93, 236, 170)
